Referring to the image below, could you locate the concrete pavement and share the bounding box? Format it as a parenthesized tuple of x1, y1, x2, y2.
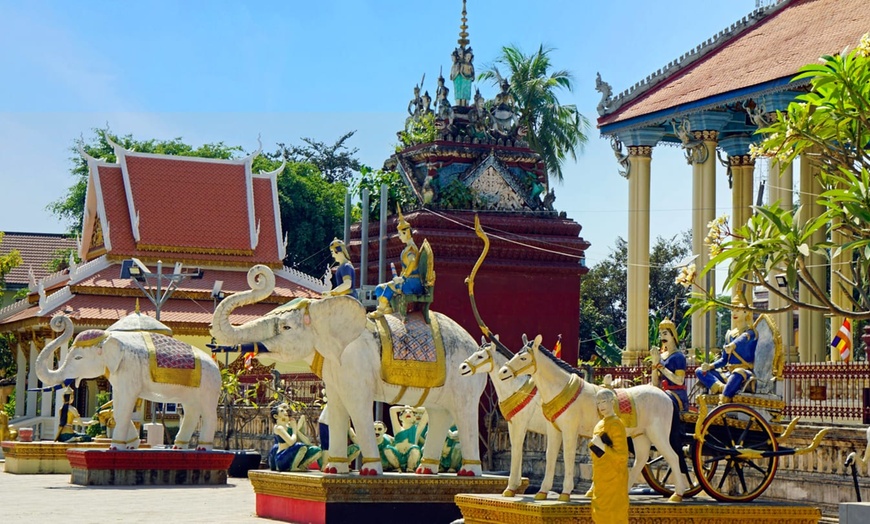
(0, 462, 264, 523)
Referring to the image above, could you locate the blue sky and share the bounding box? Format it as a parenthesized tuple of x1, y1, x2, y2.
(0, 0, 763, 270)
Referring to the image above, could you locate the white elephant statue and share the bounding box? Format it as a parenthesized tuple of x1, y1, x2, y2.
(36, 315, 221, 451)
(210, 264, 487, 476)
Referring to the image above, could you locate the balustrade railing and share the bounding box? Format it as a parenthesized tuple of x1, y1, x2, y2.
(598, 361, 870, 425)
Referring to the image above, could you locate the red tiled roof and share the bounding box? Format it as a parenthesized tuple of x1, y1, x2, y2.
(124, 154, 253, 252)
(87, 152, 283, 266)
(599, 0, 870, 126)
(0, 232, 77, 286)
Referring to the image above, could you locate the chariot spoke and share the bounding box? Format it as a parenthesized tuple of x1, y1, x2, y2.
(717, 459, 734, 490)
(735, 462, 749, 494)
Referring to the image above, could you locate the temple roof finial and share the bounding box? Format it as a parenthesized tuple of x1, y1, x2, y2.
(458, 0, 469, 48)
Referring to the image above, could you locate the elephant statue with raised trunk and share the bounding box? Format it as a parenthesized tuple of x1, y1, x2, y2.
(36, 315, 221, 450)
(210, 264, 487, 476)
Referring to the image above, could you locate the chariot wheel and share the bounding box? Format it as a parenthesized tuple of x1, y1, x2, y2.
(641, 441, 709, 498)
(693, 403, 778, 502)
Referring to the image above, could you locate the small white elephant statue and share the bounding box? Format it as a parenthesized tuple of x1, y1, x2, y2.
(36, 315, 221, 450)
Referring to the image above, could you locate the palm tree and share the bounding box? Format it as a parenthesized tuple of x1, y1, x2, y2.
(480, 44, 589, 185)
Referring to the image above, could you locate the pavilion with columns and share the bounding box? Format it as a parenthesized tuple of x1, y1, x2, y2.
(595, 0, 867, 364)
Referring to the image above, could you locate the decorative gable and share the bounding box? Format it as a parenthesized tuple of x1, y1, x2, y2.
(461, 153, 533, 211)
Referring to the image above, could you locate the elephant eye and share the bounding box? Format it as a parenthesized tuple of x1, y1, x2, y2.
(282, 325, 292, 331)
(74, 355, 83, 360)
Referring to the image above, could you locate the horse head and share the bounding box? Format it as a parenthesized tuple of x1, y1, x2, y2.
(498, 334, 541, 381)
(459, 336, 498, 376)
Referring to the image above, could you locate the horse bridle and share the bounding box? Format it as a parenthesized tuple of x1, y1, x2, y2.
(504, 346, 536, 377)
(464, 344, 496, 374)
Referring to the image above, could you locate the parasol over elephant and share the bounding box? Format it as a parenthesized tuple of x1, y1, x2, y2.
(210, 264, 487, 476)
(36, 315, 221, 450)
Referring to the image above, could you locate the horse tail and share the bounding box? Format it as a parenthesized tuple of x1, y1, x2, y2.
(668, 396, 688, 474)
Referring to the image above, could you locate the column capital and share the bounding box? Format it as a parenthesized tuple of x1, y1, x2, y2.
(627, 145, 652, 157)
(728, 155, 754, 167)
(691, 130, 720, 142)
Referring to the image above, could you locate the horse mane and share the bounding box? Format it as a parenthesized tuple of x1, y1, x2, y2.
(535, 344, 584, 378)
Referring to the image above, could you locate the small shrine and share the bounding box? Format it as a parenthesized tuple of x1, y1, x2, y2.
(353, 1, 590, 363)
(0, 138, 324, 433)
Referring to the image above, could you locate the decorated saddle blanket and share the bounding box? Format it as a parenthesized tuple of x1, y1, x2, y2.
(615, 388, 638, 429)
(144, 333, 201, 388)
(374, 312, 445, 388)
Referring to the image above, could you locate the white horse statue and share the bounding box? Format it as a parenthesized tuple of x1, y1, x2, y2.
(459, 337, 561, 497)
(499, 334, 688, 502)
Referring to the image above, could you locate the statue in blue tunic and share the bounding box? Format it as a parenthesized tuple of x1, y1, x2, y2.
(322, 238, 358, 299)
(695, 293, 758, 402)
(652, 318, 689, 411)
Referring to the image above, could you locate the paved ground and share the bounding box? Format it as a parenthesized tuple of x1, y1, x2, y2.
(0, 463, 263, 523)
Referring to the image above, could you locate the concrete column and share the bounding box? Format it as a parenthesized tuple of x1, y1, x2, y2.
(767, 161, 796, 361)
(689, 131, 720, 354)
(624, 146, 652, 365)
(831, 218, 852, 361)
(27, 341, 38, 417)
(798, 152, 827, 362)
(15, 341, 26, 417)
(729, 155, 755, 320)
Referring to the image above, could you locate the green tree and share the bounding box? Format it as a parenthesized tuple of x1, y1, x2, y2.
(694, 34, 870, 319)
(271, 161, 348, 276)
(352, 165, 417, 220)
(0, 231, 22, 379)
(579, 233, 693, 359)
(49, 128, 242, 234)
(480, 44, 589, 184)
(270, 131, 362, 184)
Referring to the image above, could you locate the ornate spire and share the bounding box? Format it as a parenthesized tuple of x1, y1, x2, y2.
(458, 0, 469, 48)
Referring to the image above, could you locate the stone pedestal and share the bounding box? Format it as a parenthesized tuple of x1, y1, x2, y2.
(840, 502, 870, 524)
(250, 470, 526, 524)
(456, 493, 822, 524)
(67, 449, 234, 486)
(2, 441, 108, 474)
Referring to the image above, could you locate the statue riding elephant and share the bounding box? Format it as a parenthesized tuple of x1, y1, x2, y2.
(210, 264, 487, 476)
(36, 315, 221, 450)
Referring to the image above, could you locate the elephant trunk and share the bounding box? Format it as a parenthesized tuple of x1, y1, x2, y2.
(210, 264, 277, 345)
(35, 315, 74, 386)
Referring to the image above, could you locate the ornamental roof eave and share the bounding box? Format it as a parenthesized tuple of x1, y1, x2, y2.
(596, 0, 870, 140)
(596, 2, 786, 122)
(598, 76, 809, 141)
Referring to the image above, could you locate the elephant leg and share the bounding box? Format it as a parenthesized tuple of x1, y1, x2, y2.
(348, 404, 381, 476)
(175, 403, 200, 450)
(322, 399, 353, 475)
(538, 425, 562, 499)
(451, 405, 482, 477)
(417, 409, 449, 475)
(559, 429, 580, 502)
(197, 395, 219, 451)
(628, 434, 651, 490)
(110, 396, 137, 450)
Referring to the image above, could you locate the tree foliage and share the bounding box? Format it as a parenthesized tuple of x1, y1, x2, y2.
(692, 34, 870, 319)
(270, 131, 362, 184)
(579, 233, 693, 360)
(352, 165, 417, 220)
(480, 44, 589, 184)
(0, 232, 22, 379)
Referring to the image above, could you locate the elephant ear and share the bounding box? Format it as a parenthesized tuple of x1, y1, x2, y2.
(309, 296, 367, 360)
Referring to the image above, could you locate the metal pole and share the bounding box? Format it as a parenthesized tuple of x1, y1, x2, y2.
(343, 191, 351, 246)
(360, 189, 369, 287)
(379, 184, 388, 284)
(705, 271, 712, 363)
